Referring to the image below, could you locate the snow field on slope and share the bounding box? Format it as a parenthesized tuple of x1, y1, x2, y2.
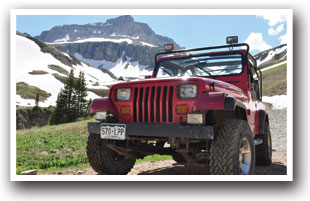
(74, 52, 152, 78)
(51, 37, 133, 44)
(16, 35, 115, 107)
(257, 45, 287, 66)
(262, 95, 288, 109)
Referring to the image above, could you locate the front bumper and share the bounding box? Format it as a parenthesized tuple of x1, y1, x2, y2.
(88, 122, 214, 140)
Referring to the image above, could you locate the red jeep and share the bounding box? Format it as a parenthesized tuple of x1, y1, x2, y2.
(87, 37, 272, 175)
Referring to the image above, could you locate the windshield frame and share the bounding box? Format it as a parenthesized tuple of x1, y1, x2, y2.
(154, 51, 246, 79)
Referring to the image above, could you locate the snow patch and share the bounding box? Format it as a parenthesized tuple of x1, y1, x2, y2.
(50, 37, 133, 44)
(54, 33, 70, 43)
(140, 41, 157, 47)
(262, 95, 288, 109)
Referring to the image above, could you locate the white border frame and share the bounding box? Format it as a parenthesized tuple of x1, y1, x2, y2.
(10, 9, 293, 181)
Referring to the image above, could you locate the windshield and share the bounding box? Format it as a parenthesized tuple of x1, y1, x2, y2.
(156, 52, 244, 78)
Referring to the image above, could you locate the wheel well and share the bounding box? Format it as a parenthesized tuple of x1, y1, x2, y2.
(205, 106, 247, 128)
(265, 114, 270, 125)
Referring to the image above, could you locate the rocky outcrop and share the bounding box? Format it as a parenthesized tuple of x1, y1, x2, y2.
(16, 107, 52, 129)
(54, 42, 161, 69)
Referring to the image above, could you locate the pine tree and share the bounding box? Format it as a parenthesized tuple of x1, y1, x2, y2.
(35, 93, 39, 107)
(49, 92, 66, 125)
(49, 69, 89, 125)
(75, 71, 88, 117)
(63, 69, 77, 122)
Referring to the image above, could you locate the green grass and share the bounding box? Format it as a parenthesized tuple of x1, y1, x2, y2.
(16, 119, 173, 174)
(52, 73, 68, 83)
(28, 70, 48, 75)
(263, 80, 287, 93)
(16, 82, 51, 101)
(136, 154, 173, 163)
(16, 119, 92, 174)
(258, 57, 287, 69)
(262, 63, 287, 75)
(48, 64, 69, 75)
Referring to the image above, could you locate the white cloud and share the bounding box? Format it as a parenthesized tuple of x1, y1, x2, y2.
(268, 24, 284, 35)
(257, 15, 287, 27)
(279, 32, 288, 44)
(245, 32, 272, 52)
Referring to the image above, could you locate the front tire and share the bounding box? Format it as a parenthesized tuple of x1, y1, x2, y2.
(209, 119, 255, 175)
(86, 133, 136, 175)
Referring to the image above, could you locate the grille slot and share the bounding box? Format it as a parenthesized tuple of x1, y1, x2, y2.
(162, 86, 168, 122)
(168, 86, 174, 122)
(144, 87, 149, 122)
(133, 87, 138, 122)
(150, 87, 155, 122)
(133, 85, 174, 123)
(139, 87, 144, 122)
(156, 86, 161, 122)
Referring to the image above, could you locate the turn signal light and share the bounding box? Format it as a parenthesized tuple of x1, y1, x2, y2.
(176, 105, 188, 114)
(120, 106, 131, 115)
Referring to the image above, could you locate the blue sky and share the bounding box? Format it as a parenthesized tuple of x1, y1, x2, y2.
(16, 15, 287, 55)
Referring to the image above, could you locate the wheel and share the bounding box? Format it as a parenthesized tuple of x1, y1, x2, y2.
(209, 119, 255, 175)
(172, 152, 187, 164)
(255, 123, 272, 165)
(86, 133, 136, 175)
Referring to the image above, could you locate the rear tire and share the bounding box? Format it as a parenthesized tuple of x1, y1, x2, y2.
(255, 123, 272, 165)
(209, 119, 255, 175)
(86, 133, 136, 175)
(172, 152, 187, 164)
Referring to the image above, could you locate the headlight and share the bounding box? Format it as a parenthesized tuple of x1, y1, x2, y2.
(96, 111, 107, 120)
(116, 88, 131, 101)
(179, 84, 197, 98)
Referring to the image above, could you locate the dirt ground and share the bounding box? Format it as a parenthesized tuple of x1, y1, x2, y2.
(44, 151, 286, 175)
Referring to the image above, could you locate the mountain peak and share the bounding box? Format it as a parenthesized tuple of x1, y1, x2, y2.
(106, 15, 134, 25)
(36, 15, 181, 49)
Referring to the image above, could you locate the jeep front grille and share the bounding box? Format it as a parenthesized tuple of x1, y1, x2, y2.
(133, 85, 174, 123)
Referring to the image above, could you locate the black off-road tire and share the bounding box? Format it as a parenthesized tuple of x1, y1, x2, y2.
(172, 152, 187, 164)
(255, 123, 272, 165)
(209, 119, 256, 175)
(86, 133, 136, 175)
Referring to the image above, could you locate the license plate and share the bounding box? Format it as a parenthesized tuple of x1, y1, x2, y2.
(100, 123, 126, 140)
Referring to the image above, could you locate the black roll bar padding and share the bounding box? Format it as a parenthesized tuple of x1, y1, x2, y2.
(155, 43, 250, 65)
(154, 43, 251, 77)
(258, 68, 263, 101)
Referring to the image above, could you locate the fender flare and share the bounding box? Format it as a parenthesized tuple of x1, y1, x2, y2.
(258, 110, 269, 134)
(89, 97, 117, 115)
(224, 96, 247, 110)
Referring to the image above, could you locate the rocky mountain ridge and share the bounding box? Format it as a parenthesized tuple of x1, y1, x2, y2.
(254, 44, 287, 67)
(36, 15, 181, 49)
